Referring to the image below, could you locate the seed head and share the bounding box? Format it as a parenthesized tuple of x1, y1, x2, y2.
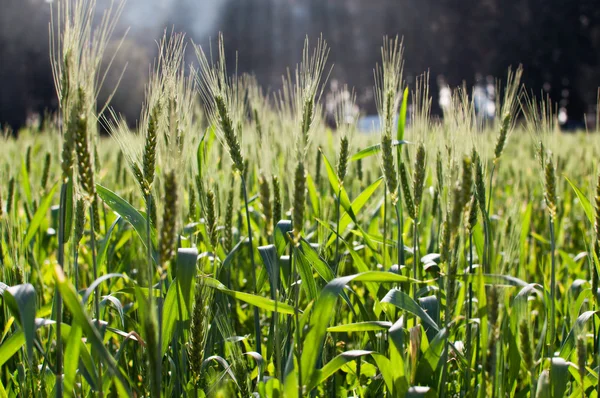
(399, 162, 416, 219)
(431, 189, 439, 218)
(440, 218, 450, 264)
(91, 197, 100, 232)
(292, 161, 306, 243)
(159, 171, 178, 274)
(60, 50, 71, 105)
(25, 146, 32, 174)
(465, 195, 478, 233)
(381, 134, 398, 200)
(62, 92, 82, 182)
(72, 88, 95, 199)
(74, 198, 86, 244)
(544, 158, 557, 220)
(519, 321, 533, 370)
(93, 144, 101, 174)
(460, 156, 473, 210)
(131, 162, 147, 196)
(205, 189, 218, 249)
(337, 136, 350, 184)
(142, 103, 161, 195)
(537, 141, 545, 170)
(450, 182, 463, 234)
(308, 150, 319, 190)
(254, 108, 263, 140)
(188, 183, 196, 221)
(436, 150, 444, 194)
(474, 152, 486, 215)
(6, 177, 15, 215)
(301, 97, 314, 150)
(13, 265, 23, 286)
(493, 112, 511, 163)
(215, 95, 245, 172)
(259, 173, 273, 235)
(577, 335, 587, 383)
(224, 186, 235, 252)
(41, 152, 51, 190)
(488, 287, 499, 328)
(356, 156, 363, 182)
(413, 143, 426, 211)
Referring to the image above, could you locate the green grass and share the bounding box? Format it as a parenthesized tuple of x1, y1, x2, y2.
(1, 1, 600, 396)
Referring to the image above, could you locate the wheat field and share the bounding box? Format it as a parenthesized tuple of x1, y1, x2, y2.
(1, 1, 600, 397)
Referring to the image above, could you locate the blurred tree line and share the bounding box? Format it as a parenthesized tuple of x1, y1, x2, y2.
(1, 0, 599, 130)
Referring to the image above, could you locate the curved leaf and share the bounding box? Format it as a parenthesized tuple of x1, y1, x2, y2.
(350, 140, 409, 162)
(0, 284, 36, 364)
(381, 289, 439, 332)
(97, 184, 156, 249)
(327, 321, 392, 333)
(201, 276, 295, 315)
(53, 265, 130, 393)
(24, 183, 58, 248)
(564, 175, 594, 224)
(300, 271, 413, 389)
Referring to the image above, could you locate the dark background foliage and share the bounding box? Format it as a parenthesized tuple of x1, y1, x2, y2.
(1, 0, 599, 129)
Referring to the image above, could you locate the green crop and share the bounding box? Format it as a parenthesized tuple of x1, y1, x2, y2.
(1, 1, 600, 397)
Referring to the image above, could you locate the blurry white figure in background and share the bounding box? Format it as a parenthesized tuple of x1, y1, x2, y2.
(325, 79, 360, 129)
(437, 75, 452, 114)
(486, 75, 496, 117)
(473, 73, 495, 128)
(558, 107, 568, 125)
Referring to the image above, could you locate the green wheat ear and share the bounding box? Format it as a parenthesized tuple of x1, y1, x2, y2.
(74, 198, 86, 245)
(188, 183, 196, 221)
(356, 156, 363, 182)
(41, 152, 51, 190)
(459, 155, 473, 210)
(159, 171, 178, 276)
(493, 112, 511, 163)
(292, 161, 306, 243)
(544, 157, 557, 220)
(465, 195, 478, 233)
(474, 151, 486, 215)
(142, 103, 161, 195)
(205, 188, 218, 249)
(259, 172, 273, 234)
(224, 186, 235, 252)
(381, 134, 398, 200)
(439, 218, 450, 264)
(6, 177, 15, 216)
(519, 321, 533, 371)
(399, 162, 415, 219)
(336, 135, 349, 184)
(413, 143, 426, 212)
(72, 87, 95, 200)
(577, 335, 587, 384)
(215, 94, 245, 172)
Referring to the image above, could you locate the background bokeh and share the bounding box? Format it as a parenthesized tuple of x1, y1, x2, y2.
(1, 0, 599, 130)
